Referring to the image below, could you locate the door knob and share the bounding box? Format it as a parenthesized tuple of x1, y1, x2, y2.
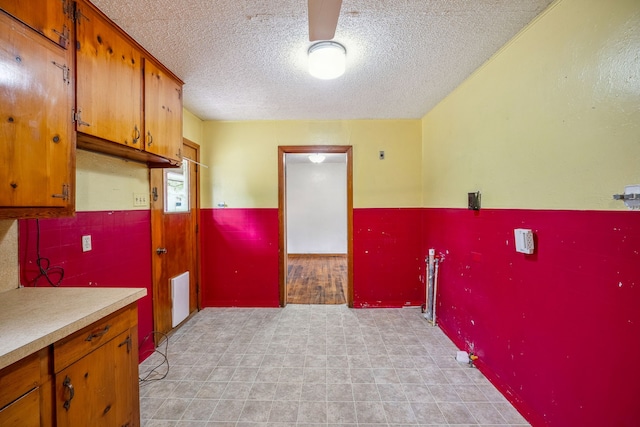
(156, 247, 168, 255)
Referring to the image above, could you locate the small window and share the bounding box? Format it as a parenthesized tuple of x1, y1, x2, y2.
(164, 161, 189, 213)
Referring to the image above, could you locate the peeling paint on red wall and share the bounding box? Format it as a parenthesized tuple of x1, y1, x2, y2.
(423, 208, 640, 426)
(353, 208, 424, 308)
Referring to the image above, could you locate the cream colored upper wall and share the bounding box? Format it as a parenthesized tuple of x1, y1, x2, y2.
(76, 110, 202, 211)
(76, 150, 150, 211)
(0, 220, 18, 292)
(201, 120, 422, 209)
(422, 0, 640, 210)
(183, 108, 204, 144)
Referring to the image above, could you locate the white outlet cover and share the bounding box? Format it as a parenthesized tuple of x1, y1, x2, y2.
(82, 235, 92, 252)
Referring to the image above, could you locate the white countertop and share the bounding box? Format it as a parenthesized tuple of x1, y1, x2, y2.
(0, 287, 146, 370)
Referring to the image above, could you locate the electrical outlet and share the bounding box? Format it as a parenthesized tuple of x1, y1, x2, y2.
(82, 235, 92, 252)
(133, 192, 148, 207)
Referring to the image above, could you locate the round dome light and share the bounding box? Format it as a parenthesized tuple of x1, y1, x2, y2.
(308, 41, 346, 80)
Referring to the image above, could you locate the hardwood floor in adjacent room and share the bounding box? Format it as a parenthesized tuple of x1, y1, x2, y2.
(287, 255, 347, 304)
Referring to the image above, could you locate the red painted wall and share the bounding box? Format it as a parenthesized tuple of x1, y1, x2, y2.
(353, 208, 424, 307)
(200, 208, 280, 307)
(19, 211, 154, 362)
(199, 207, 426, 308)
(423, 208, 640, 427)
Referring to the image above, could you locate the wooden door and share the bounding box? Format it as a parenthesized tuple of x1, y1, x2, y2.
(0, 0, 72, 48)
(151, 140, 200, 342)
(144, 59, 183, 162)
(0, 12, 73, 208)
(75, 0, 142, 147)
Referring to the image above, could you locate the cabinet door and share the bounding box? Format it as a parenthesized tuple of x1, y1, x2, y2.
(0, 12, 72, 208)
(75, 1, 142, 148)
(0, 388, 40, 427)
(144, 59, 183, 162)
(0, 0, 72, 48)
(55, 330, 134, 427)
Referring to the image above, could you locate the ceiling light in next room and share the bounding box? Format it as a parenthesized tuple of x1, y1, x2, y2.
(308, 41, 346, 80)
(308, 153, 326, 163)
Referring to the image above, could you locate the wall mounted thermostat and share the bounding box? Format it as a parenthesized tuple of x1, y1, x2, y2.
(514, 228, 534, 254)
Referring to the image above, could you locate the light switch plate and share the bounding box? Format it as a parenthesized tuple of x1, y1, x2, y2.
(82, 235, 92, 252)
(133, 192, 148, 207)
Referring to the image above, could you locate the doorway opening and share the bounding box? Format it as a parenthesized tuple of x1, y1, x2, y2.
(278, 145, 353, 307)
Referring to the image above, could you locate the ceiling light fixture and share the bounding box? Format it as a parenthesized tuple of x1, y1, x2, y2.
(308, 41, 346, 80)
(308, 153, 326, 163)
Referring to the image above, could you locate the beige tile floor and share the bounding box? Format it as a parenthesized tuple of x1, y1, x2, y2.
(139, 305, 530, 427)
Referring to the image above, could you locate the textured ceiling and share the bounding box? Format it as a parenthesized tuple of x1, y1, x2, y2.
(90, 0, 554, 121)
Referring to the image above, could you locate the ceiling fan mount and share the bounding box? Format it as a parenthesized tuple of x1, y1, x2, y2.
(308, 0, 343, 41)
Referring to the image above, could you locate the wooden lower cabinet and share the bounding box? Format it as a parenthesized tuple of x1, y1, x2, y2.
(55, 330, 135, 427)
(0, 388, 40, 426)
(54, 305, 139, 427)
(0, 349, 47, 426)
(0, 304, 140, 426)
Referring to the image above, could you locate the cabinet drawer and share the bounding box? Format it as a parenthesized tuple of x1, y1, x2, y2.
(0, 387, 40, 427)
(0, 351, 41, 408)
(53, 306, 136, 373)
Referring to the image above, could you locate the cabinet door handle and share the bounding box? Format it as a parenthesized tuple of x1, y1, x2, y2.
(85, 324, 110, 341)
(132, 125, 140, 144)
(147, 131, 153, 146)
(63, 376, 75, 410)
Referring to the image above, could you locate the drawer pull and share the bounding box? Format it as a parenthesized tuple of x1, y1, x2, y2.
(85, 324, 111, 342)
(63, 376, 74, 410)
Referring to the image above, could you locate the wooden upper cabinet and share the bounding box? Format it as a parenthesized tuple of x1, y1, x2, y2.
(74, 0, 183, 167)
(75, 1, 143, 148)
(145, 59, 183, 162)
(0, 11, 73, 210)
(0, 0, 72, 48)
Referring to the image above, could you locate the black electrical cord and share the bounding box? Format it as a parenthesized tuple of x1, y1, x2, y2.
(138, 331, 170, 385)
(33, 219, 64, 287)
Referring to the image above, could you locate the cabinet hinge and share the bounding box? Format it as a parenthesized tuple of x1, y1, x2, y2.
(52, 24, 70, 48)
(118, 335, 132, 354)
(195, 223, 199, 233)
(52, 184, 70, 201)
(61, 0, 73, 20)
(52, 61, 70, 85)
(72, 109, 91, 127)
(73, 5, 89, 24)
